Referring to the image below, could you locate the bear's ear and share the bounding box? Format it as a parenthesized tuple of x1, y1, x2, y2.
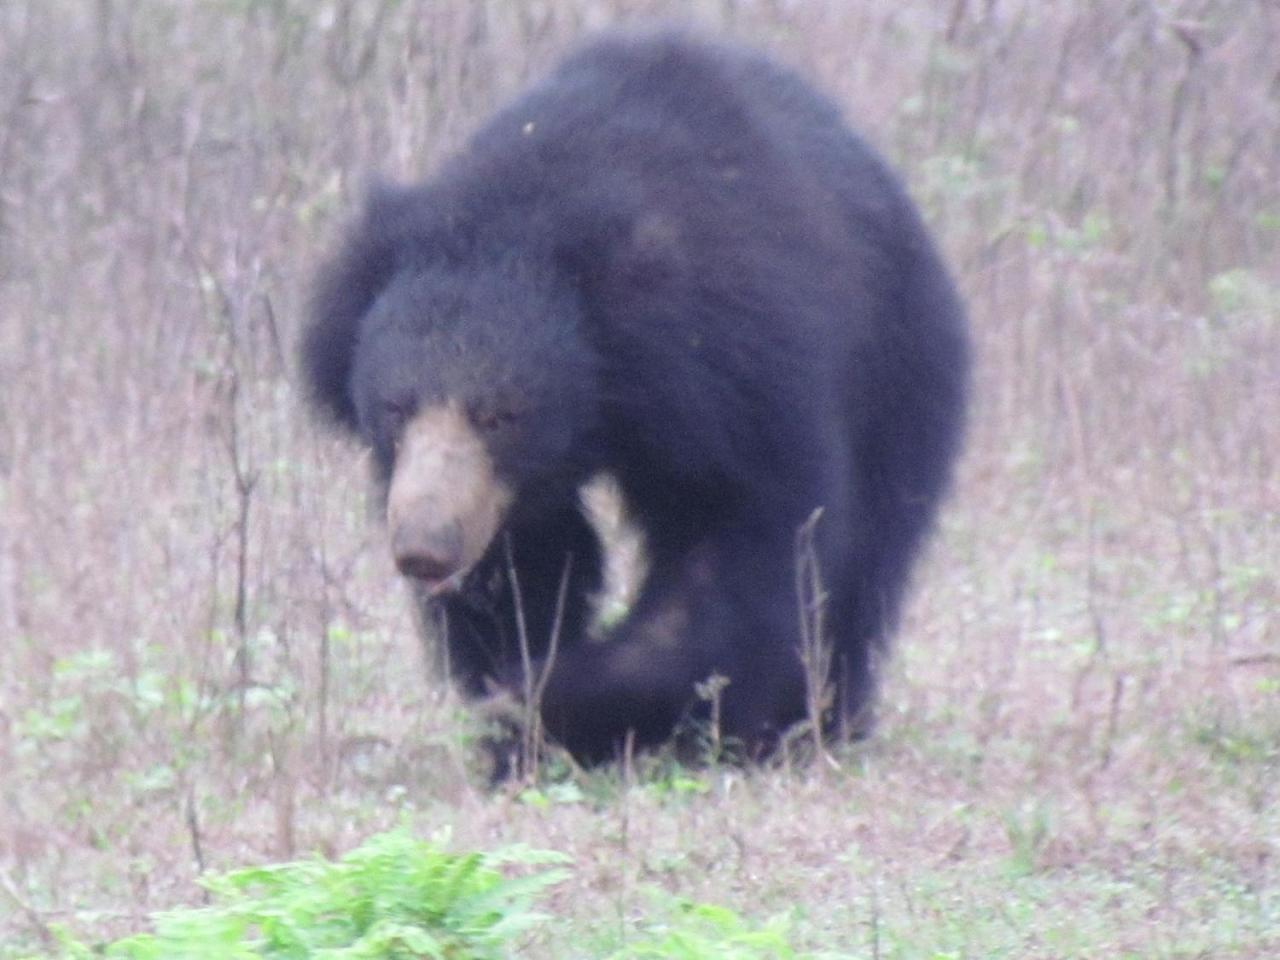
(301, 181, 412, 430)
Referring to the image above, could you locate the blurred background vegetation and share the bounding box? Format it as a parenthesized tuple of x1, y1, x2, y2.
(1, 1, 1277, 955)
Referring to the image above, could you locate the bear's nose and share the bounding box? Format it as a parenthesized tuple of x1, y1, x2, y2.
(396, 551, 455, 584)
(392, 519, 464, 588)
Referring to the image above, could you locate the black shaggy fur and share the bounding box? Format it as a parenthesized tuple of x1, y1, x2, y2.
(303, 32, 970, 765)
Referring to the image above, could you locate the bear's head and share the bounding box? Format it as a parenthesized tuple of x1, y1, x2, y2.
(302, 188, 601, 593)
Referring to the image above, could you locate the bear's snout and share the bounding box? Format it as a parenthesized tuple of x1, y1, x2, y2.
(392, 517, 464, 587)
(385, 404, 514, 593)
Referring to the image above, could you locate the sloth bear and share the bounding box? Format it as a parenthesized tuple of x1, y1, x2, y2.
(303, 31, 969, 765)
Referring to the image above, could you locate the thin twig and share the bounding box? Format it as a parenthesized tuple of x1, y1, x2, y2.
(505, 536, 570, 780)
(0, 870, 54, 949)
(529, 554, 573, 765)
(795, 507, 838, 768)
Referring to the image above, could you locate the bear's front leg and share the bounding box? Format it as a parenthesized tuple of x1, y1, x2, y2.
(514, 538, 810, 765)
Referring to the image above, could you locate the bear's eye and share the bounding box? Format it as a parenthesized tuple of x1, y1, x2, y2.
(381, 397, 414, 441)
(469, 402, 519, 433)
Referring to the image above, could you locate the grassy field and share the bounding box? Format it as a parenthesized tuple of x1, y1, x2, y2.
(1, 1, 1277, 956)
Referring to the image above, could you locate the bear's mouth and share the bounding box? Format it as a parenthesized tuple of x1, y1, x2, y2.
(419, 569, 468, 597)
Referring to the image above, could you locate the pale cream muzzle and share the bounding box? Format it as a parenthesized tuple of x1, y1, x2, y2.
(386, 404, 513, 594)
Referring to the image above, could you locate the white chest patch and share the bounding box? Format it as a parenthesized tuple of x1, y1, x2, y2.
(579, 472, 649, 638)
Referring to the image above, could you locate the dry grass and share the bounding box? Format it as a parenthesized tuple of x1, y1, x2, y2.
(1, 0, 1277, 955)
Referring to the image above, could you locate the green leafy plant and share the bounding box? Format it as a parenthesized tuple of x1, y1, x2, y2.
(25, 833, 855, 960)
(38, 831, 569, 959)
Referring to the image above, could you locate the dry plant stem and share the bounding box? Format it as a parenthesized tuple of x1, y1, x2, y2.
(326, 0, 395, 87)
(708, 676, 722, 758)
(503, 536, 571, 780)
(795, 507, 837, 766)
(268, 728, 297, 861)
(621, 728, 636, 789)
(310, 468, 348, 788)
(615, 734, 634, 948)
(181, 231, 263, 723)
(222, 369, 260, 719)
(1099, 674, 1125, 771)
(1165, 20, 1205, 210)
(184, 786, 208, 903)
(316, 570, 332, 784)
(0, 870, 53, 949)
(694, 673, 729, 759)
(503, 535, 537, 776)
(868, 877, 882, 960)
(531, 555, 573, 752)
